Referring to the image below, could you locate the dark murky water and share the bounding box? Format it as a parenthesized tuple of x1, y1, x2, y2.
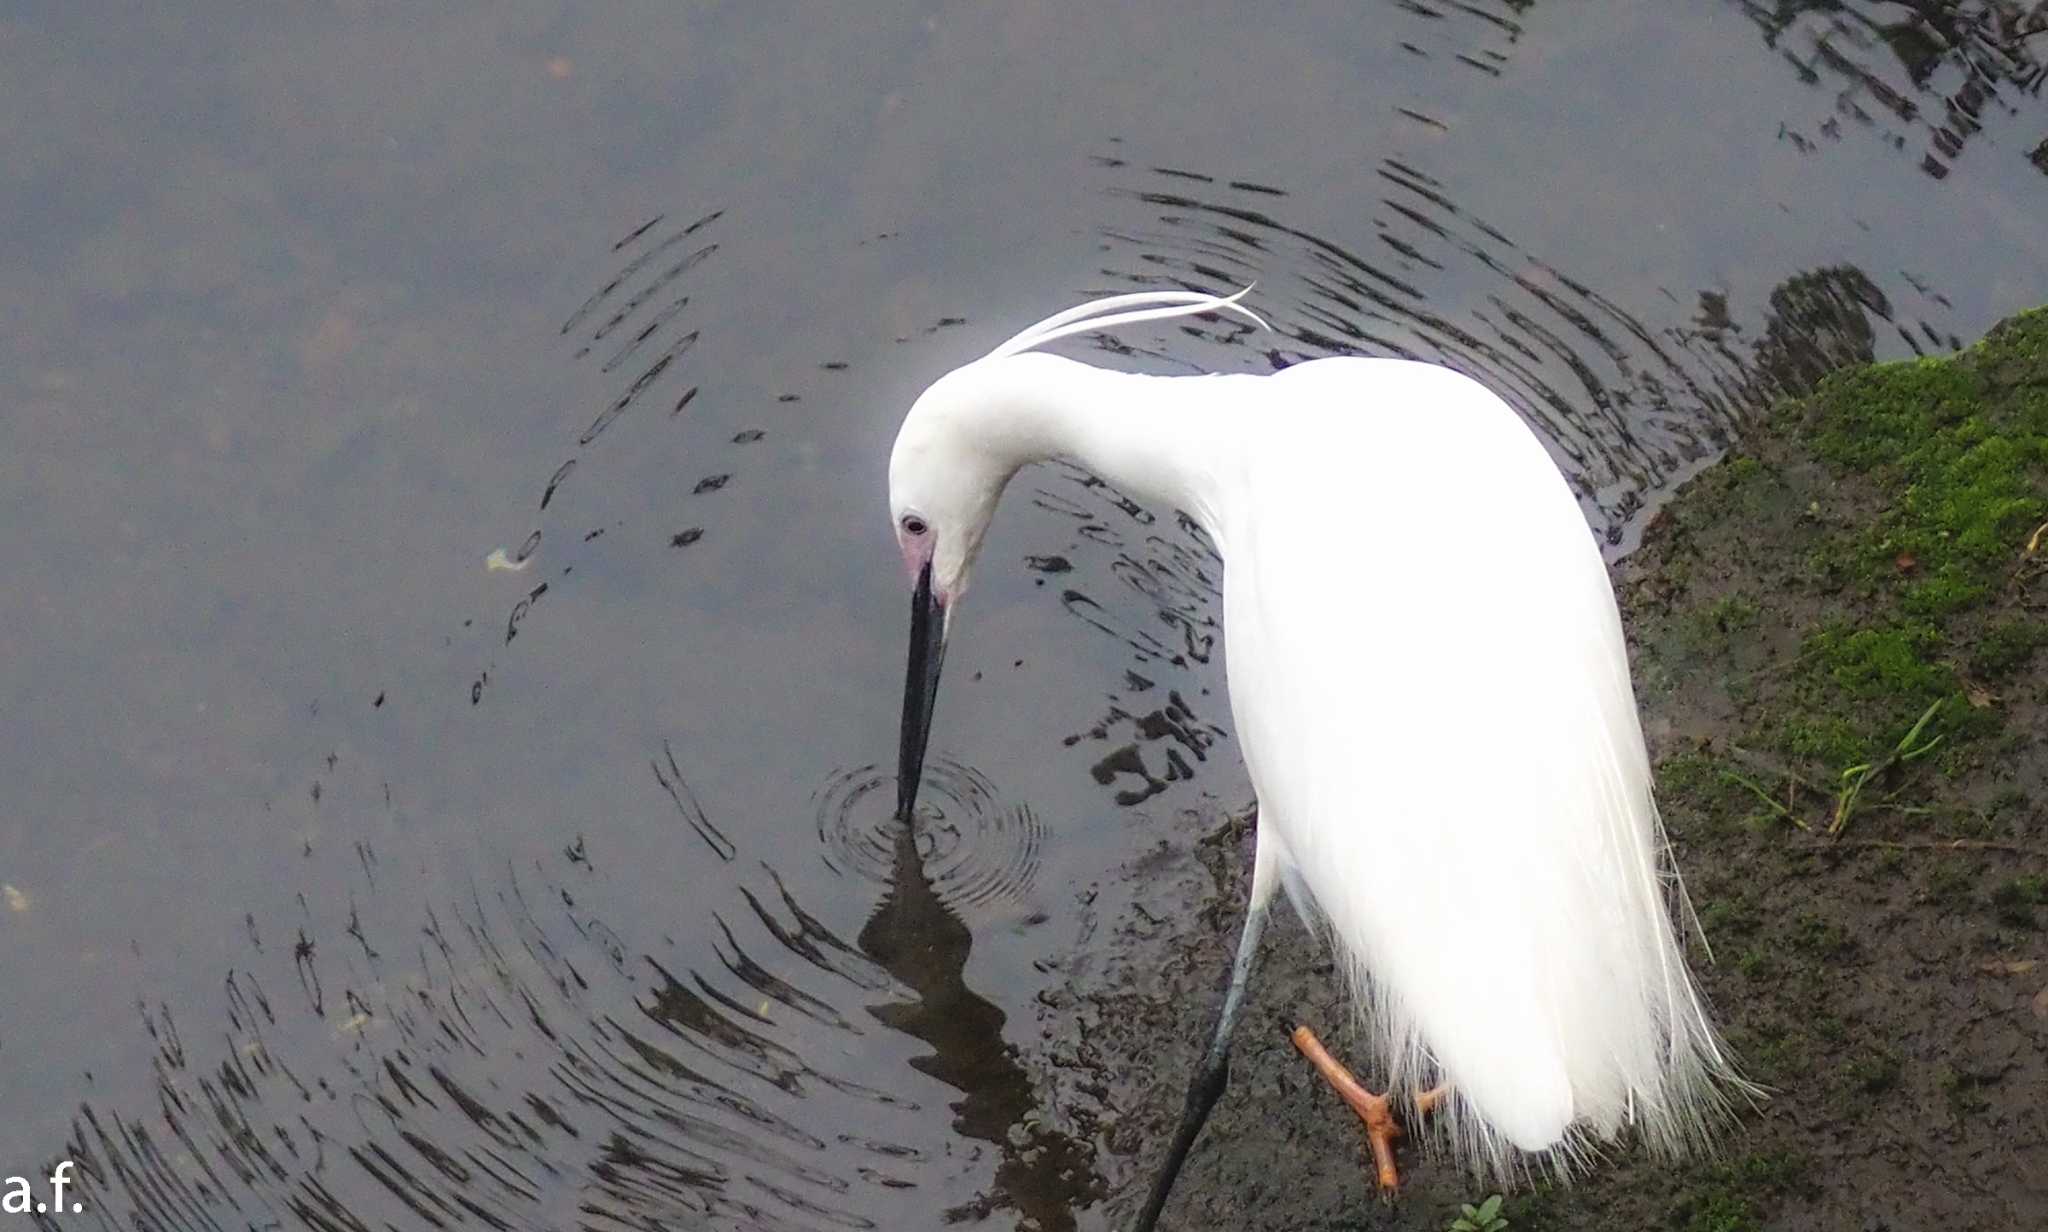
(4, 2, 2044, 1228)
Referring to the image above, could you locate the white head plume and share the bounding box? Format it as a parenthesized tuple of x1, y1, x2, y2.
(983, 284, 1269, 361)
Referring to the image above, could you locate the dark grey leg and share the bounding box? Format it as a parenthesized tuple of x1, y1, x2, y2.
(1131, 824, 1278, 1232)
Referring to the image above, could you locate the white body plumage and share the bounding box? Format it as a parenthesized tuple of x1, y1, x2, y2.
(885, 290, 1743, 1193)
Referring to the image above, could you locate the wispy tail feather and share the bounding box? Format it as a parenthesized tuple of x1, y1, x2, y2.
(1279, 739, 1753, 1186)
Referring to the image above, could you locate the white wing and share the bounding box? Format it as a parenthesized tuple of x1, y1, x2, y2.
(1217, 357, 1740, 1177)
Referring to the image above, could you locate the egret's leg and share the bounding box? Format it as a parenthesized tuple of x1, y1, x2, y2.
(1289, 1025, 1448, 1190)
(1131, 817, 1280, 1232)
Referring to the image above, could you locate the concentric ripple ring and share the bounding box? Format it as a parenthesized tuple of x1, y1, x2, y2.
(815, 759, 1045, 919)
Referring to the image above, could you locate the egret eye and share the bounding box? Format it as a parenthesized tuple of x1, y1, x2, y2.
(900, 514, 929, 537)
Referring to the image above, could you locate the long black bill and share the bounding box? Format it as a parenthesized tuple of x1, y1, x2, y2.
(895, 562, 947, 821)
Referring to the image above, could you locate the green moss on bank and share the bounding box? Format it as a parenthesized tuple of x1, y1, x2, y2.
(1637, 306, 2048, 838)
(1610, 306, 2048, 1230)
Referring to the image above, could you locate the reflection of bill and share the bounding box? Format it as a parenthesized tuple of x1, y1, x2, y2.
(858, 816, 1101, 1229)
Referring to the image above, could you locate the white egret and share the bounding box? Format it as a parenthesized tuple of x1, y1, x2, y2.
(887, 288, 1744, 1229)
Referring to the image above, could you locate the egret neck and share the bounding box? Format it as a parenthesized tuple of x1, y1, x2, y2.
(983, 351, 1243, 549)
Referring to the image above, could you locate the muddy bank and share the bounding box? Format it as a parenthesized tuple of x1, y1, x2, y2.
(1046, 308, 2048, 1230)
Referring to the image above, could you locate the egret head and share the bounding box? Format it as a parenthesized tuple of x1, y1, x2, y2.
(885, 287, 1267, 824)
(886, 363, 1020, 821)
(887, 367, 1016, 608)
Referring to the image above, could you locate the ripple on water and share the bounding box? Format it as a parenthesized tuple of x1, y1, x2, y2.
(50, 729, 1104, 1231)
(56, 857, 943, 1232)
(814, 759, 1047, 922)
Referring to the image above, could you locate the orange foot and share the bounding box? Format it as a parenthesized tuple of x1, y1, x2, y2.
(1291, 1025, 1447, 1190)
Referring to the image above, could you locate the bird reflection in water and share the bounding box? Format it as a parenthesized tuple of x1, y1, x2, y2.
(858, 811, 1101, 1230)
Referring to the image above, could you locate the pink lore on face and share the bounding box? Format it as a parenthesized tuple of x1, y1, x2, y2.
(896, 520, 937, 590)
